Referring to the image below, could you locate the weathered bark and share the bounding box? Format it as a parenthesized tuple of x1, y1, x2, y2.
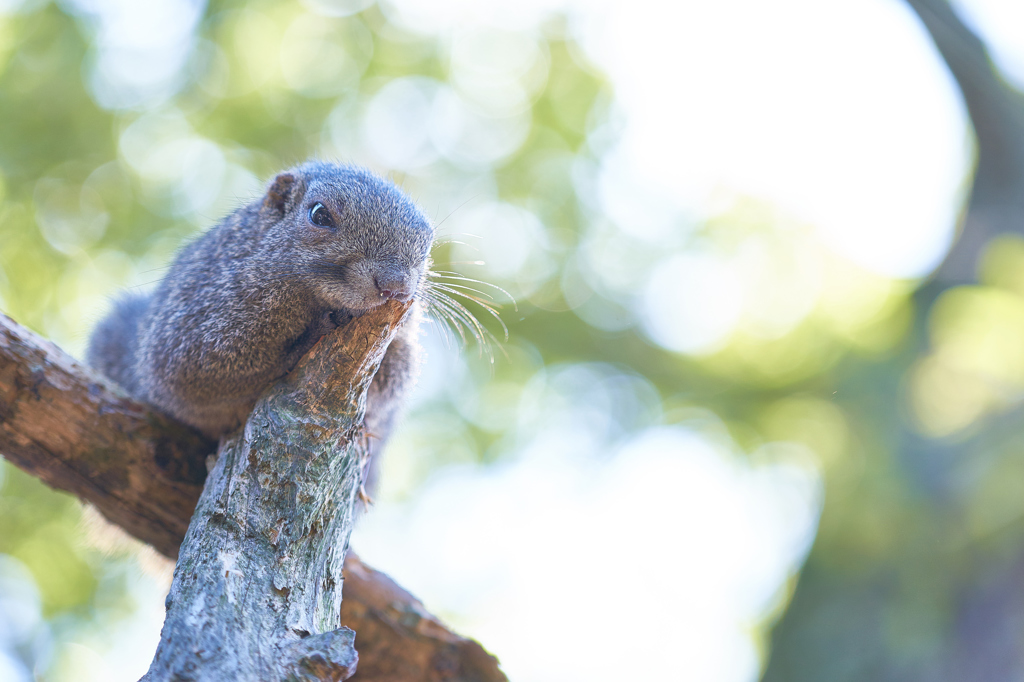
(143, 300, 409, 681)
(0, 311, 507, 682)
(0, 312, 214, 555)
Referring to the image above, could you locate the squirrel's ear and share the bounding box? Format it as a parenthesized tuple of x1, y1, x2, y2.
(262, 173, 299, 217)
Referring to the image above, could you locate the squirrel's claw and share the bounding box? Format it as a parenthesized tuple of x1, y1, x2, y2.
(358, 483, 374, 509)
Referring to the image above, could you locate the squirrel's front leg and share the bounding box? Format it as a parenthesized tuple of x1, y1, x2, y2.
(281, 311, 348, 369)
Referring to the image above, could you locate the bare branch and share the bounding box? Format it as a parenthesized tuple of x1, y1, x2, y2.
(0, 311, 506, 682)
(342, 552, 510, 682)
(0, 313, 213, 556)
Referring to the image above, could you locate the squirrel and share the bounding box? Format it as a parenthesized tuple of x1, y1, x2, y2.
(86, 162, 435, 493)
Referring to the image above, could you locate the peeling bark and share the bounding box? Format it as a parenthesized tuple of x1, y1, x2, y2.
(0, 311, 506, 682)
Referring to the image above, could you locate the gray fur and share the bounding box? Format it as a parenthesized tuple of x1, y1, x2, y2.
(87, 162, 433, 470)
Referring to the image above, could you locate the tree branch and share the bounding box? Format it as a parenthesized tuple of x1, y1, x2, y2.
(0, 311, 506, 682)
(0, 313, 213, 556)
(144, 300, 408, 680)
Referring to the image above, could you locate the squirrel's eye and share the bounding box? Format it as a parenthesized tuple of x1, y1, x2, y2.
(309, 203, 334, 228)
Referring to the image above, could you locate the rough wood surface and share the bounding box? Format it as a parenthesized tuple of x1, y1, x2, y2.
(0, 311, 506, 682)
(0, 313, 215, 555)
(143, 300, 410, 681)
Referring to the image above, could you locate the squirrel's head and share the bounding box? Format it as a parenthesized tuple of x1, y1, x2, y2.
(259, 162, 435, 313)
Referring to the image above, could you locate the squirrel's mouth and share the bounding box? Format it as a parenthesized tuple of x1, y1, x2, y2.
(311, 259, 420, 312)
(317, 282, 405, 314)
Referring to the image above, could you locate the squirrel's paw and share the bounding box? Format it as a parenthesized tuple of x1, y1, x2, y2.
(313, 311, 340, 336)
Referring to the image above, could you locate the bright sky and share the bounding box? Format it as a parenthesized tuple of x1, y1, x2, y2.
(385, 0, 974, 278)
(584, 0, 970, 279)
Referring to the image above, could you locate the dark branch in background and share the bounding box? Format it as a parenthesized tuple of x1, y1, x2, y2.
(765, 3, 1024, 680)
(905, 0, 1024, 283)
(0, 312, 506, 682)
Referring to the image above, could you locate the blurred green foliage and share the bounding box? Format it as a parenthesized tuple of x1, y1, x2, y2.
(0, 0, 624, 676)
(3, 0, 1024, 680)
(1, 466, 96, 616)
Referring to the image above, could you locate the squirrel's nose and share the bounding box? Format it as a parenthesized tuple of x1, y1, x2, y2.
(375, 276, 413, 302)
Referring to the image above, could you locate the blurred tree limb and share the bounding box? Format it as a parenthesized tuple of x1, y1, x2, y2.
(764, 2, 1024, 680)
(905, 0, 1024, 284)
(0, 311, 506, 682)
